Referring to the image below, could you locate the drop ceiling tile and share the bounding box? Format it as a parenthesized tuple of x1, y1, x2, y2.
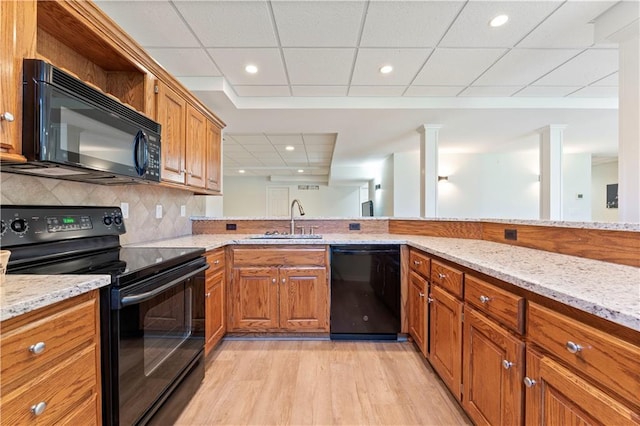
(146, 48, 221, 76)
(240, 158, 265, 167)
(592, 72, 618, 86)
(291, 86, 348, 96)
(518, 1, 617, 48)
(207, 48, 287, 85)
(227, 151, 258, 159)
(256, 152, 285, 160)
(475, 48, 580, 86)
(241, 144, 278, 153)
(173, 1, 277, 47)
(360, 2, 463, 47)
(95, 1, 199, 47)
(569, 86, 618, 97)
(260, 159, 286, 166)
(351, 48, 432, 85)
(533, 49, 618, 86)
(440, 1, 562, 48)
(230, 134, 272, 145)
(303, 134, 336, 145)
(306, 145, 334, 153)
(268, 135, 305, 145)
(404, 86, 464, 96)
(514, 86, 580, 97)
(459, 86, 521, 97)
(234, 86, 291, 97)
(348, 86, 407, 97)
(223, 144, 250, 153)
(271, 1, 365, 47)
(284, 49, 355, 85)
(413, 48, 507, 86)
(223, 157, 239, 166)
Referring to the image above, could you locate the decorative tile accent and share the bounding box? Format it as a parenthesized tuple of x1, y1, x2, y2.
(0, 173, 205, 245)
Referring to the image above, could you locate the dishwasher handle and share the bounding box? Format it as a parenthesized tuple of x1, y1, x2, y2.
(331, 247, 399, 255)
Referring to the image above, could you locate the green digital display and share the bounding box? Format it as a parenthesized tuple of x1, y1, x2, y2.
(62, 217, 76, 224)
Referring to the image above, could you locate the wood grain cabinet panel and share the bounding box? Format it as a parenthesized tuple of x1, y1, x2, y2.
(279, 267, 327, 331)
(431, 260, 464, 298)
(463, 307, 524, 426)
(429, 285, 463, 400)
(185, 104, 207, 188)
(464, 275, 524, 334)
(409, 249, 431, 280)
(156, 81, 186, 184)
(231, 267, 279, 330)
(206, 121, 222, 193)
(205, 249, 226, 355)
(408, 271, 428, 357)
(524, 348, 640, 425)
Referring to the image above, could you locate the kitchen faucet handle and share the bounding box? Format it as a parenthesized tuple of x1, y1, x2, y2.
(295, 226, 305, 235)
(309, 226, 319, 235)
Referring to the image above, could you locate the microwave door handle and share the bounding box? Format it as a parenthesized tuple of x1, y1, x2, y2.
(119, 264, 209, 307)
(133, 130, 149, 176)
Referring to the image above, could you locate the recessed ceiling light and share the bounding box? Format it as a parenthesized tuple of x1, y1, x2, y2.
(285, 146, 295, 151)
(379, 65, 393, 74)
(245, 64, 258, 74)
(489, 14, 509, 27)
(297, 169, 304, 173)
(238, 169, 245, 174)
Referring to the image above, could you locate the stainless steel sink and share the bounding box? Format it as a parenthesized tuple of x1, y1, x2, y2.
(248, 234, 323, 240)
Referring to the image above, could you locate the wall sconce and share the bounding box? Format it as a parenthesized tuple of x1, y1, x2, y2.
(375, 184, 381, 190)
(438, 176, 448, 182)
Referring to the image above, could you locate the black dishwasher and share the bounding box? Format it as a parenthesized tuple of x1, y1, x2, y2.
(330, 245, 400, 340)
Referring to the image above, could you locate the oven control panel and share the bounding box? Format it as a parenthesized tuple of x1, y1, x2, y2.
(0, 206, 126, 247)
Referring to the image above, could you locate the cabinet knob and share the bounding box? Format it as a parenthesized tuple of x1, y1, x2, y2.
(413, 260, 421, 265)
(438, 273, 446, 279)
(282, 278, 286, 284)
(272, 278, 276, 283)
(205, 292, 211, 298)
(479, 295, 490, 304)
(523, 377, 536, 388)
(214, 260, 220, 265)
(427, 297, 433, 303)
(419, 292, 425, 298)
(565, 341, 583, 354)
(1, 112, 14, 122)
(502, 360, 513, 370)
(29, 342, 46, 355)
(30, 401, 47, 416)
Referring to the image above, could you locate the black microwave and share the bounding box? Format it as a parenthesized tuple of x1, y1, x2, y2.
(4, 59, 161, 185)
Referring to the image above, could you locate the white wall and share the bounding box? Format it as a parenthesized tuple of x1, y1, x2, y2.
(205, 196, 224, 217)
(562, 153, 592, 221)
(222, 176, 361, 217)
(393, 151, 420, 217)
(375, 154, 395, 216)
(591, 161, 619, 222)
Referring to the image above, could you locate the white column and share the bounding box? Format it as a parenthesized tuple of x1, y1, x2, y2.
(540, 125, 565, 220)
(417, 124, 441, 217)
(595, 2, 640, 222)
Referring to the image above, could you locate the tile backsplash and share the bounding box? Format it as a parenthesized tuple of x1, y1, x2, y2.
(0, 173, 204, 245)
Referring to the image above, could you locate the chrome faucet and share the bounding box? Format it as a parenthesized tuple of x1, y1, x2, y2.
(290, 199, 305, 234)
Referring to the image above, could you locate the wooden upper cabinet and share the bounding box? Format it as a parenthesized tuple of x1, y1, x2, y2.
(0, 0, 36, 161)
(206, 121, 222, 193)
(156, 81, 186, 184)
(185, 104, 206, 188)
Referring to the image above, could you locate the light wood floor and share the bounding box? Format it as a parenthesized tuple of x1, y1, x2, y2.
(176, 340, 471, 426)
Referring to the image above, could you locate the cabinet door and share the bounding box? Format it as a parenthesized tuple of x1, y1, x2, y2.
(524, 348, 640, 425)
(205, 269, 225, 355)
(463, 307, 524, 426)
(279, 267, 328, 331)
(408, 271, 428, 357)
(230, 267, 278, 330)
(206, 121, 222, 192)
(185, 104, 206, 188)
(156, 82, 186, 184)
(429, 285, 463, 400)
(0, 0, 35, 158)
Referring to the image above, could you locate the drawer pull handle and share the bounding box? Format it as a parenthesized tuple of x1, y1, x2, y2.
(438, 273, 446, 279)
(413, 260, 421, 265)
(479, 295, 490, 304)
(1, 112, 15, 122)
(523, 377, 536, 388)
(29, 342, 46, 355)
(30, 401, 47, 416)
(205, 292, 211, 298)
(502, 360, 513, 370)
(565, 341, 583, 354)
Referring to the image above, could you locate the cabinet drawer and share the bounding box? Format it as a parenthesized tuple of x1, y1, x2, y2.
(431, 260, 463, 298)
(0, 345, 98, 425)
(465, 275, 524, 334)
(0, 298, 97, 387)
(409, 249, 430, 279)
(528, 303, 640, 407)
(233, 247, 326, 266)
(206, 249, 225, 273)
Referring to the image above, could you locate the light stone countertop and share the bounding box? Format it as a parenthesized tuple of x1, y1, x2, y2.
(133, 233, 640, 332)
(1, 275, 111, 322)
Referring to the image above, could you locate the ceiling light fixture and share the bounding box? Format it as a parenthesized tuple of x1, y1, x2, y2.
(285, 146, 295, 151)
(238, 169, 246, 174)
(245, 64, 258, 74)
(297, 169, 304, 173)
(489, 14, 509, 27)
(379, 65, 393, 74)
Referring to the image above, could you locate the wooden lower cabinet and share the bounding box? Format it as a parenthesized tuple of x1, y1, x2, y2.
(230, 265, 328, 332)
(408, 270, 428, 357)
(462, 307, 524, 426)
(205, 268, 225, 355)
(429, 285, 463, 399)
(524, 348, 640, 425)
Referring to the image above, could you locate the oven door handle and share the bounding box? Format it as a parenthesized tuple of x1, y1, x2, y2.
(120, 264, 209, 307)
